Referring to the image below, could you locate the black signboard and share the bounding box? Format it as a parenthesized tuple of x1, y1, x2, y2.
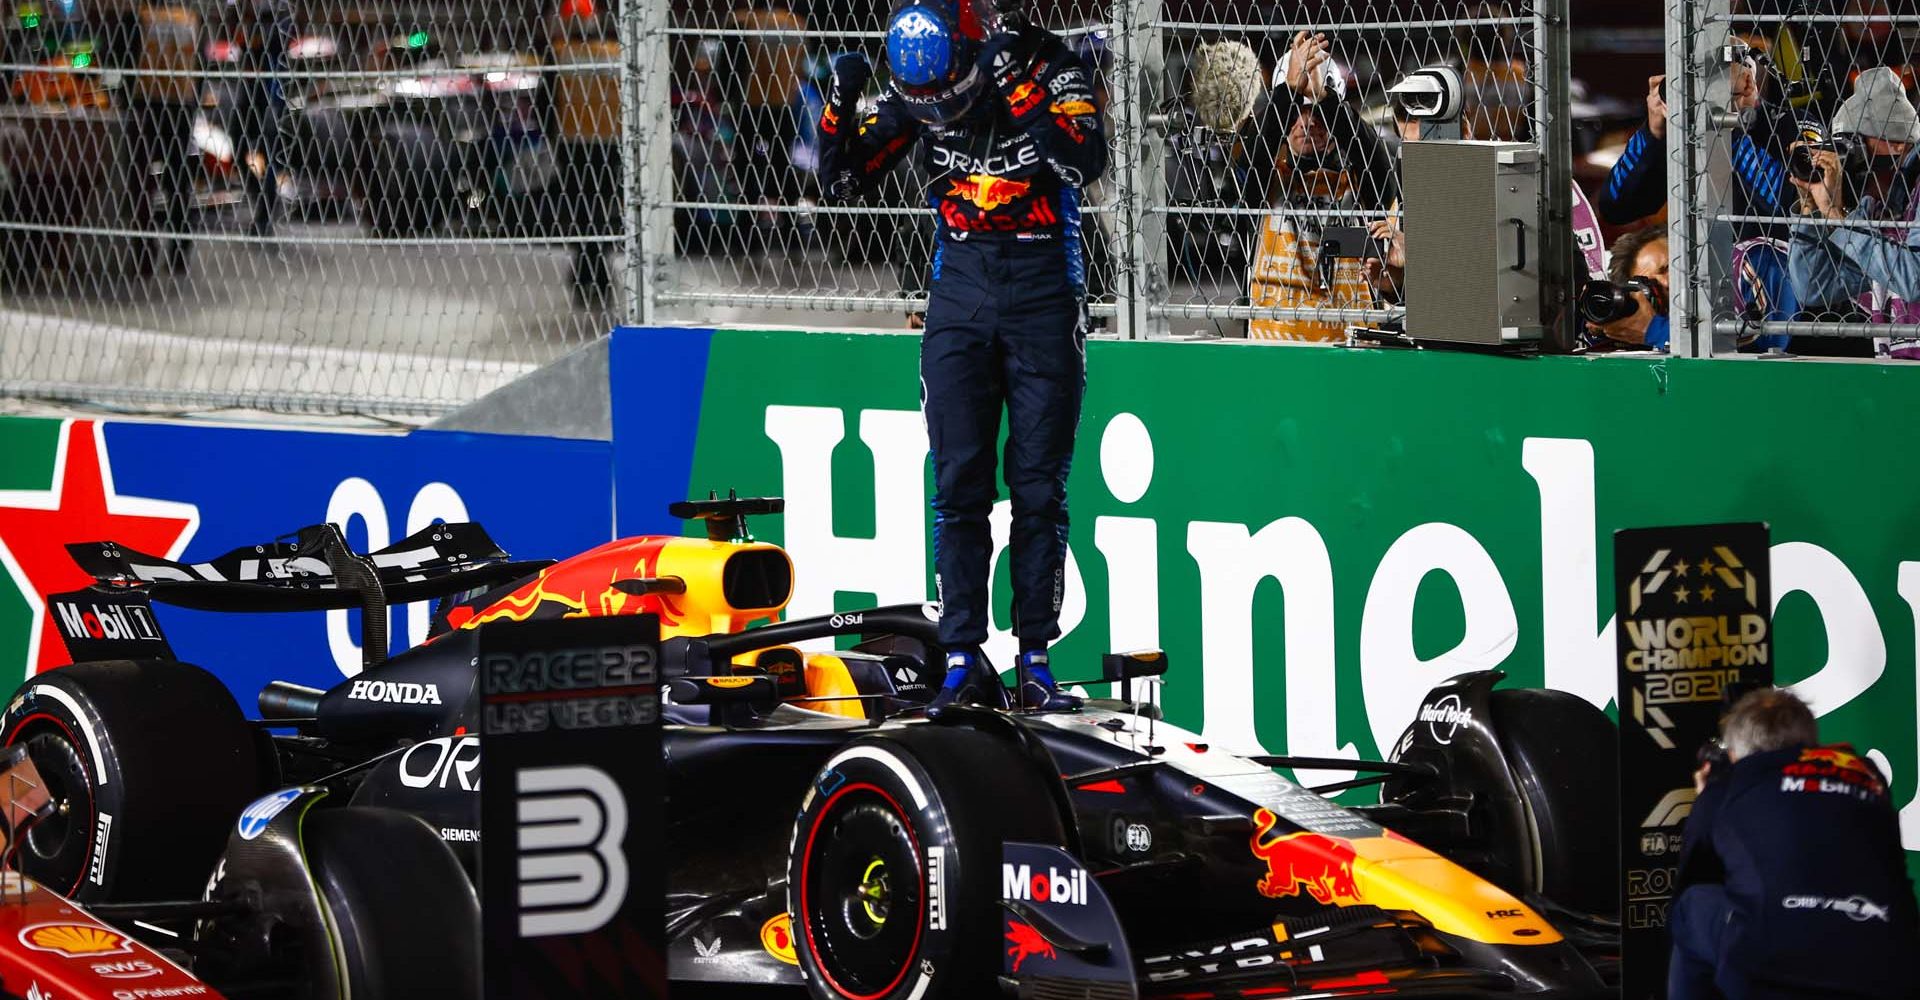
(479, 615, 665, 1000)
(1614, 522, 1772, 1000)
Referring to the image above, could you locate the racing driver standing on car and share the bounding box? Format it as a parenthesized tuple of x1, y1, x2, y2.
(817, 0, 1106, 714)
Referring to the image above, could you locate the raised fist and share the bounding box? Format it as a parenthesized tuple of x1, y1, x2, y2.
(830, 52, 872, 107)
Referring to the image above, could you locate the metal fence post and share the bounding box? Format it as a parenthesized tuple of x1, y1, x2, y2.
(1114, 0, 1167, 341)
(626, 0, 673, 327)
(1534, 0, 1575, 350)
(1665, 0, 1701, 357)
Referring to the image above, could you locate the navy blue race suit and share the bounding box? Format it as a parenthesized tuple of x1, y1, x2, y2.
(1669, 743, 1919, 999)
(817, 24, 1107, 651)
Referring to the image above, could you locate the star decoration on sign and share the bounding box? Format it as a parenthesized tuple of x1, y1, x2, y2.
(0, 421, 198, 675)
(1671, 558, 1691, 577)
(1700, 583, 1717, 603)
(1673, 585, 1691, 603)
(1698, 556, 1717, 576)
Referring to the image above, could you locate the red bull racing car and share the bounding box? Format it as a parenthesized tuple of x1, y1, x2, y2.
(1, 495, 1620, 999)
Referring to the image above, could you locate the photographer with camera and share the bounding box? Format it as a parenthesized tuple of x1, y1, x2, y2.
(1578, 226, 1670, 349)
(1239, 31, 1399, 342)
(1788, 67, 1920, 358)
(1598, 43, 1794, 235)
(1669, 687, 1916, 1000)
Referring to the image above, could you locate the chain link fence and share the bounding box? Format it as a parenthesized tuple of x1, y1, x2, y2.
(1141, 0, 1555, 341)
(647, 0, 1567, 342)
(2, 0, 631, 414)
(1664, 0, 1920, 358)
(2, 0, 1570, 415)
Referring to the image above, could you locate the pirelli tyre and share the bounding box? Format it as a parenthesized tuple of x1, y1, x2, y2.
(305, 806, 481, 1000)
(1488, 686, 1620, 916)
(0, 660, 265, 902)
(789, 725, 1068, 1000)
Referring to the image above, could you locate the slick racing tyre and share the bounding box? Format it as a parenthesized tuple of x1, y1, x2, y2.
(1, 660, 265, 902)
(1489, 687, 1619, 916)
(790, 726, 1068, 1000)
(306, 807, 480, 1000)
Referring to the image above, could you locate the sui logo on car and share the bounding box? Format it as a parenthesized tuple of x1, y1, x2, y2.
(237, 788, 304, 841)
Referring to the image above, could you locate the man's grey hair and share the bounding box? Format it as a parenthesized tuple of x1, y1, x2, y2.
(1722, 688, 1819, 760)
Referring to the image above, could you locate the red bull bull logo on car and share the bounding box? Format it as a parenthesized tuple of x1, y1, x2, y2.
(1249, 808, 1363, 906)
(1002, 862, 1088, 906)
(948, 173, 1031, 212)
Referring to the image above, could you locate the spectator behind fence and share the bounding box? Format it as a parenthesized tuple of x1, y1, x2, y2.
(1788, 67, 1920, 358)
(105, 3, 203, 277)
(1240, 31, 1397, 342)
(1668, 688, 1917, 1000)
(1585, 225, 1670, 350)
(1598, 44, 1795, 236)
(234, 0, 294, 241)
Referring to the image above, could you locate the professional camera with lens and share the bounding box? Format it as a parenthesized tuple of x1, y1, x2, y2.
(1788, 129, 1864, 184)
(1577, 276, 1666, 326)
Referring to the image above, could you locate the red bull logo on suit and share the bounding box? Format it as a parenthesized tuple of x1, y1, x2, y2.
(948, 174, 1032, 212)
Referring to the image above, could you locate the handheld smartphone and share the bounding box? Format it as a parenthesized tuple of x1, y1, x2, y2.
(1319, 225, 1390, 260)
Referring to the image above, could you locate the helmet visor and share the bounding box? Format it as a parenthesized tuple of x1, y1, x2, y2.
(891, 63, 986, 125)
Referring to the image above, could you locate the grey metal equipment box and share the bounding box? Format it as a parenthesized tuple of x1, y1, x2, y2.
(1402, 140, 1543, 344)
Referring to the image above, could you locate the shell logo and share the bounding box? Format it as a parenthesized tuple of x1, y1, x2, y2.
(19, 923, 132, 958)
(760, 913, 799, 965)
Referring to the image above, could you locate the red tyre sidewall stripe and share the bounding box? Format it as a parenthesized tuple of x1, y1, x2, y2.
(5, 710, 97, 897)
(799, 780, 928, 1000)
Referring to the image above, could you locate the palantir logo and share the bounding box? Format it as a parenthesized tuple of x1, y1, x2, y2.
(516, 765, 627, 937)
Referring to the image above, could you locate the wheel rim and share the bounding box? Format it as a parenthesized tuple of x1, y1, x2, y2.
(8, 720, 94, 895)
(801, 784, 925, 1000)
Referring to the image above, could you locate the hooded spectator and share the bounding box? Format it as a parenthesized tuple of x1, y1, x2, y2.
(1788, 66, 1920, 358)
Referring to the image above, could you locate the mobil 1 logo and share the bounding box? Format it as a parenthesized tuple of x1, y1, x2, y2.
(479, 615, 664, 1000)
(45, 589, 175, 661)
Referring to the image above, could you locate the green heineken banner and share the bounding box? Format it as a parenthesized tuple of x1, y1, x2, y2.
(1615, 522, 1774, 999)
(613, 327, 1920, 881)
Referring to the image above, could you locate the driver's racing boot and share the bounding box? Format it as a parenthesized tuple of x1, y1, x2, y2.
(927, 649, 992, 718)
(1017, 649, 1082, 712)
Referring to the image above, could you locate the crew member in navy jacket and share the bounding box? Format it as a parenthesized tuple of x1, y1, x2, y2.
(1669, 687, 1918, 999)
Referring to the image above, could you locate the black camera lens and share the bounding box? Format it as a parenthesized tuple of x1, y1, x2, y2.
(1790, 143, 1825, 183)
(1578, 280, 1637, 325)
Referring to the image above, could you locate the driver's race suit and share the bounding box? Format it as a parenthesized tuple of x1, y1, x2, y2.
(817, 24, 1106, 651)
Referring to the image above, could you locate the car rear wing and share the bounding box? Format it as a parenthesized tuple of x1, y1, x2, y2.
(57, 521, 550, 670)
(68, 521, 548, 608)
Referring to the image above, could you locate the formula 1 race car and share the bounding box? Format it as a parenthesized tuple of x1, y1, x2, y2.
(1, 495, 1621, 999)
(0, 743, 230, 1000)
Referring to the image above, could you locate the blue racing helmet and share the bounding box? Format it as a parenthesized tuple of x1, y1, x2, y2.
(885, 0, 999, 125)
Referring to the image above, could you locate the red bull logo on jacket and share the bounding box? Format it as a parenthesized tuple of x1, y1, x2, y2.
(1249, 808, 1363, 906)
(1798, 746, 1870, 773)
(1002, 862, 1088, 906)
(948, 174, 1032, 212)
